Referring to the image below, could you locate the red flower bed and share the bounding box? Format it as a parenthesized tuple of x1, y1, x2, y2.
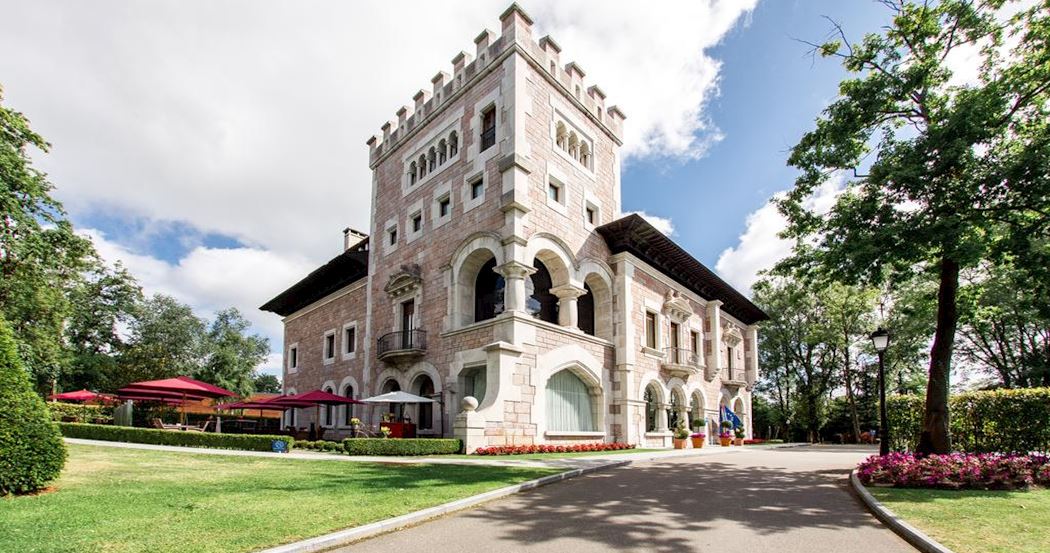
(742, 438, 766, 445)
(857, 452, 1050, 490)
(473, 442, 636, 456)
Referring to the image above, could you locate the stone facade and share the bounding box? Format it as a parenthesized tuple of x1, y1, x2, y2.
(267, 3, 764, 451)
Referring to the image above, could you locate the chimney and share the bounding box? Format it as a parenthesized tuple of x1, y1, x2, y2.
(343, 228, 368, 251)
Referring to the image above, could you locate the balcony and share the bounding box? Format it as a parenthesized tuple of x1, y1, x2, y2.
(721, 367, 748, 390)
(661, 347, 701, 379)
(377, 329, 427, 365)
(480, 127, 496, 151)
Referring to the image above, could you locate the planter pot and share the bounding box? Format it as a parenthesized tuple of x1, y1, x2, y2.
(719, 437, 732, 447)
(690, 437, 705, 449)
(673, 438, 687, 449)
(734, 438, 744, 446)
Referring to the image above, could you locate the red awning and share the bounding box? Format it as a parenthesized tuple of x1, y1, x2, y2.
(286, 389, 364, 405)
(255, 394, 316, 408)
(49, 389, 114, 403)
(119, 376, 235, 398)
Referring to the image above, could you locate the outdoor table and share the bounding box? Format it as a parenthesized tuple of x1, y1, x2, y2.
(380, 421, 416, 438)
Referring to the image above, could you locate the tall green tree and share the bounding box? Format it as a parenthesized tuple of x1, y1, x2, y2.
(115, 294, 207, 389)
(822, 282, 878, 442)
(252, 373, 282, 394)
(195, 309, 269, 397)
(778, 1, 1050, 454)
(63, 263, 142, 391)
(0, 85, 97, 393)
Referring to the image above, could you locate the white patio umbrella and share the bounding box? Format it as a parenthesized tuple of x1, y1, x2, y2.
(360, 391, 436, 429)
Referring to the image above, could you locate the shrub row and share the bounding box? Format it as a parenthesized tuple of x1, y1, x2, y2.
(858, 452, 1050, 490)
(473, 442, 636, 456)
(58, 423, 294, 452)
(888, 388, 1050, 453)
(296, 440, 344, 453)
(47, 402, 113, 424)
(343, 438, 461, 456)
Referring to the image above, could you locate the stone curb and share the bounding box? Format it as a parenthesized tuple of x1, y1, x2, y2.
(849, 470, 955, 553)
(257, 459, 632, 553)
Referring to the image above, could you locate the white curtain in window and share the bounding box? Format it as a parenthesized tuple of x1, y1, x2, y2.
(546, 370, 594, 432)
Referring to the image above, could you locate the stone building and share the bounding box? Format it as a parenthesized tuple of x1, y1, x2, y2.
(261, 3, 767, 452)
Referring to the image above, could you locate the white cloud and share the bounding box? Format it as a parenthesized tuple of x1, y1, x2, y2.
(82, 228, 313, 376)
(622, 210, 675, 236)
(715, 177, 843, 293)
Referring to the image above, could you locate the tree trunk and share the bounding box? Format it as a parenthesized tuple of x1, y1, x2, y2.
(916, 256, 959, 455)
(843, 346, 862, 443)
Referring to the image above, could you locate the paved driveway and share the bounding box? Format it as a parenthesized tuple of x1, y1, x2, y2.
(340, 445, 914, 553)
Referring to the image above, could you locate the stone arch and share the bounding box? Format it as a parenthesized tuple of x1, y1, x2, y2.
(450, 233, 505, 327)
(642, 379, 667, 433)
(438, 138, 447, 164)
(448, 130, 459, 156)
(667, 381, 687, 432)
(579, 141, 591, 167)
(408, 161, 417, 185)
(427, 147, 437, 171)
(568, 131, 579, 160)
(544, 365, 602, 433)
(406, 361, 443, 433)
(526, 234, 577, 286)
(418, 154, 427, 177)
(536, 345, 605, 436)
(555, 121, 567, 150)
(689, 389, 706, 432)
(578, 261, 613, 340)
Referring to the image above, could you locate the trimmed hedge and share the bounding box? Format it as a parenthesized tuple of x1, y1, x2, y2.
(296, 440, 345, 453)
(58, 423, 294, 452)
(0, 318, 67, 495)
(888, 388, 1050, 453)
(47, 402, 113, 424)
(343, 438, 462, 456)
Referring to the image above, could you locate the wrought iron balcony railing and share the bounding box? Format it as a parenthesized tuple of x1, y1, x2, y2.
(663, 347, 699, 366)
(480, 127, 496, 151)
(377, 329, 427, 361)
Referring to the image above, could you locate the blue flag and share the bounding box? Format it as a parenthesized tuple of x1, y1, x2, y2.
(721, 405, 742, 428)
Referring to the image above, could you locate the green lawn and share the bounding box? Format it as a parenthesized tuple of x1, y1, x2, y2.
(0, 444, 560, 553)
(869, 487, 1050, 553)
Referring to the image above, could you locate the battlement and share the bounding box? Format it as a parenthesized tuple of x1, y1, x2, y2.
(367, 2, 625, 166)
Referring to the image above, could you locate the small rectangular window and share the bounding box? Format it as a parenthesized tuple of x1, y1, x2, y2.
(548, 182, 561, 203)
(480, 106, 496, 151)
(439, 196, 451, 217)
(645, 312, 657, 349)
(345, 327, 356, 354)
(388, 227, 397, 245)
(289, 346, 298, 369)
(471, 178, 484, 199)
(586, 206, 596, 224)
(412, 213, 422, 233)
(691, 331, 700, 354)
(324, 334, 335, 360)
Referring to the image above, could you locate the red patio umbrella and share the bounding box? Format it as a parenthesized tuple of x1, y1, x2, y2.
(48, 389, 114, 403)
(284, 390, 363, 439)
(119, 376, 235, 424)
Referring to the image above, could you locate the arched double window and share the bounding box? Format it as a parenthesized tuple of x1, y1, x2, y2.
(413, 375, 435, 430)
(644, 384, 660, 432)
(546, 370, 595, 432)
(427, 147, 437, 172)
(438, 139, 447, 164)
(408, 162, 418, 185)
(448, 131, 459, 156)
(418, 154, 427, 178)
(343, 384, 355, 425)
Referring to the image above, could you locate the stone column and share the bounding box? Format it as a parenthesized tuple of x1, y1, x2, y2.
(551, 284, 587, 329)
(495, 261, 536, 314)
(453, 396, 486, 454)
(657, 402, 669, 432)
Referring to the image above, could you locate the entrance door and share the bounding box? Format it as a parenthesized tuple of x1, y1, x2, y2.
(669, 322, 680, 363)
(401, 299, 416, 349)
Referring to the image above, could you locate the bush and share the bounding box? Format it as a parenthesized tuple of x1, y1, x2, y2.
(343, 438, 461, 456)
(474, 442, 636, 456)
(296, 440, 345, 453)
(888, 388, 1050, 453)
(857, 452, 1050, 490)
(58, 423, 294, 452)
(47, 402, 113, 424)
(0, 318, 67, 495)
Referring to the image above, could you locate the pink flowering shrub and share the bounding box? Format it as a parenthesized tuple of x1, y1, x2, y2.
(473, 442, 635, 456)
(858, 452, 1050, 490)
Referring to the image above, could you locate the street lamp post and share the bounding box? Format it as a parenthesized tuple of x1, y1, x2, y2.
(870, 327, 891, 456)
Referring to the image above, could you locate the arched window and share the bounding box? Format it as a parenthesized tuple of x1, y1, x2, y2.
(459, 365, 487, 404)
(428, 147, 437, 172)
(408, 162, 417, 185)
(438, 139, 447, 164)
(568, 132, 579, 160)
(668, 389, 684, 431)
(418, 154, 427, 178)
(689, 393, 703, 431)
(527, 258, 558, 324)
(323, 386, 335, 427)
(555, 122, 567, 150)
(474, 257, 505, 322)
(579, 143, 591, 167)
(448, 131, 458, 156)
(578, 282, 595, 336)
(546, 370, 595, 431)
(413, 375, 435, 430)
(644, 384, 659, 432)
(343, 384, 355, 425)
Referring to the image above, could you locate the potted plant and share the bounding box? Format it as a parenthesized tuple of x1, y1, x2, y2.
(672, 423, 689, 449)
(349, 417, 362, 438)
(719, 421, 733, 446)
(690, 432, 706, 449)
(733, 426, 745, 446)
